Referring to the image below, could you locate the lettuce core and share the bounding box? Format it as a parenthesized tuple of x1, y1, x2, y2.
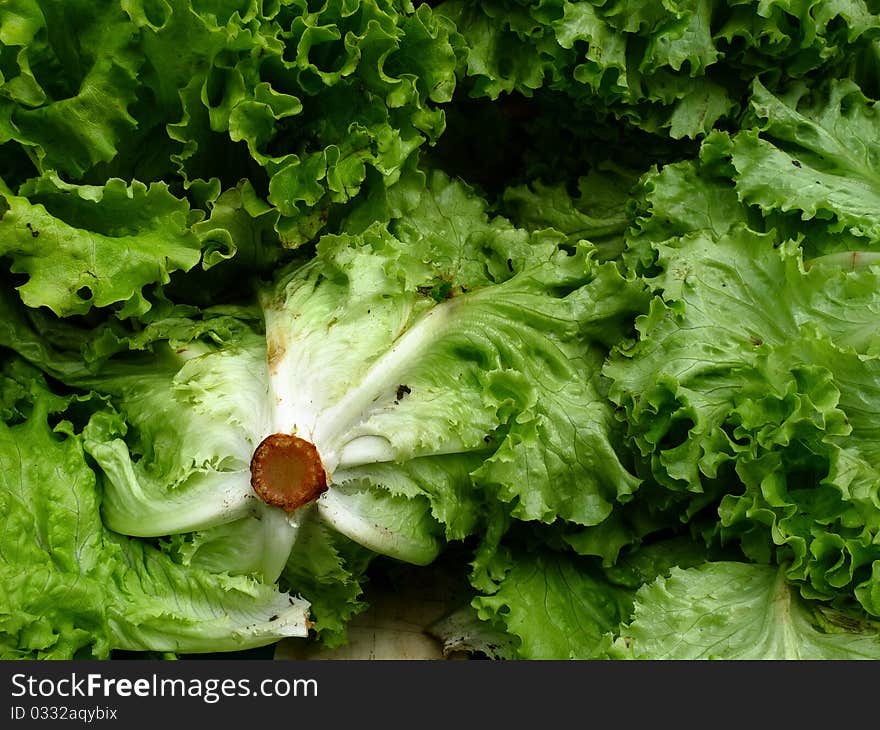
(251, 434, 329, 512)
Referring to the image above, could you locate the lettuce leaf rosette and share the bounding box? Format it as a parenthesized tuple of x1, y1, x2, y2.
(6, 0, 880, 660)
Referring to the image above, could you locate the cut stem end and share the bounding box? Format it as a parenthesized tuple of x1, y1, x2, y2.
(250, 434, 328, 512)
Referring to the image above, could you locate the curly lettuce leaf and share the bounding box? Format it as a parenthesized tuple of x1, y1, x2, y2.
(1, 0, 461, 257)
(161, 0, 460, 245)
(441, 0, 880, 140)
(472, 550, 632, 659)
(0, 0, 141, 179)
(0, 173, 201, 316)
(280, 514, 373, 649)
(0, 360, 309, 659)
(265, 171, 641, 558)
(606, 223, 880, 614)
(500, 163, 639, 262)
(611, 562, 880, 660)
(717, 79, 880, 247)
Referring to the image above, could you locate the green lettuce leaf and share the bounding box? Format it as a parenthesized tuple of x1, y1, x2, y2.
(3, 171, 641, 577)
(0, 173, 201, 317)
(0, 0, 141, 179)
(612, 562, 880, 660)
(717, 79, 880, 249)
(1, 0, 461, 255)
(606, 222, 880, 614)
(441, 0, 880, 140)
(280, 513, 374, 648)
(472, 550, 632, 659)
(161, 0, 460, 245)
(266, 171, 641, 553)
(0, 359, 309, 659)
(500, 163, 639, 262)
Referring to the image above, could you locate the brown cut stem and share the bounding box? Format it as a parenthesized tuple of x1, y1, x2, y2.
(250, 434, 328, 512)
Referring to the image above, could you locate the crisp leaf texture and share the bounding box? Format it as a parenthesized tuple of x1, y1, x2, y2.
(3, 171, 639, 573)
(439, 0, 880, 138)
(0, 363, 308, 659)
(612, 562, 880, 660)
(7, 0, 880, 660)
(607, 221, 880, 614)
(0, 175, 201, 316)
(724, 80, 880, 242)
(266, 171, 640, 551)
(473, 551, 632, 659)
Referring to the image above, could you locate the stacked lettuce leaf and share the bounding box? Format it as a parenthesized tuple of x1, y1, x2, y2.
(4, 0, 880, 659)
